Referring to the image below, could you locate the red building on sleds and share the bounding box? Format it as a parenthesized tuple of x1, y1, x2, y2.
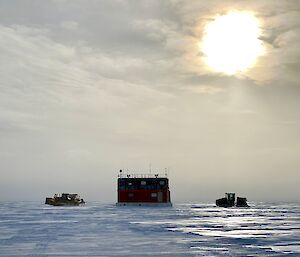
(116, 170, 172, 206)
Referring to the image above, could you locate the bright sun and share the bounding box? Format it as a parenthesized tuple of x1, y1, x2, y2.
(201, 11, 264, 75)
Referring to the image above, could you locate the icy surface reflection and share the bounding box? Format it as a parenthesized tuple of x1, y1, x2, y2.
(0, 202, 299, 256)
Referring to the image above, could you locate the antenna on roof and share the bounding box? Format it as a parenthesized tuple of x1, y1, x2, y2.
(149, 163, 152, 174)
(118, 169, 123, 178)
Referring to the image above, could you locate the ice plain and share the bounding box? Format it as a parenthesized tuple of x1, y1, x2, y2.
(0, 202, 300, 256)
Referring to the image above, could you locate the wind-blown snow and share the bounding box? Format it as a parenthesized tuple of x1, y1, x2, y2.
(0, 202, 299, 256)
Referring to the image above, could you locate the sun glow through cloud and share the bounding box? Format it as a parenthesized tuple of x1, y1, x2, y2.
(201, 11, 265, 75)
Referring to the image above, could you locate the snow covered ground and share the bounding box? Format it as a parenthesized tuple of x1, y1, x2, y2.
(0, 202, 299, 256)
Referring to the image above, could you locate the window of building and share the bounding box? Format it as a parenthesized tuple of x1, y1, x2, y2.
(151, 193, 157, 197)
(128, 193, 134, 197)
(159, 180, 165, 186)
(118, 181, 126, 190)
(141, 181, 146, 185)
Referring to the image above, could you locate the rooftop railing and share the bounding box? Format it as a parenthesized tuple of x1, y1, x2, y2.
(118, 172, 168, 178)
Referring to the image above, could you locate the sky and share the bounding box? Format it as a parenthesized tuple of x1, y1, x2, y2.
(0, 0, 300, 202)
